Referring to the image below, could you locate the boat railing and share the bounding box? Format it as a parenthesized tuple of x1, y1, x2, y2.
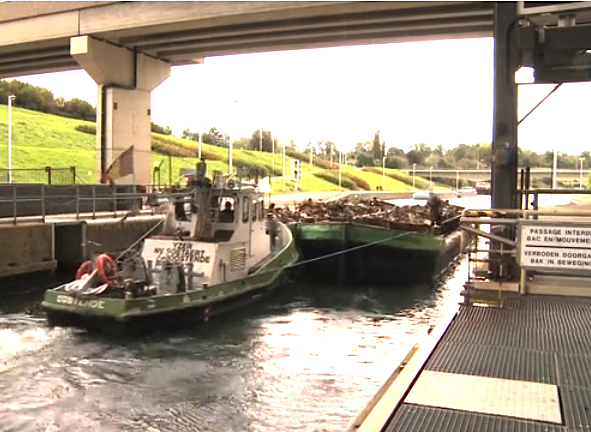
(459, 194, 591, 306)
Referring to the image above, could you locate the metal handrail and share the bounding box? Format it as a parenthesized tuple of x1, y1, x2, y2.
(0, 184, 174, 225)
(0, 182, 266, 225)
(462, 208, 591, 217)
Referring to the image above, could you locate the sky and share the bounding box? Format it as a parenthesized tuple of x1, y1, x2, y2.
(11, 36, 591, 154)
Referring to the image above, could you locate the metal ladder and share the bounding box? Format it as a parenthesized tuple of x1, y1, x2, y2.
(463, 240, 505, 308)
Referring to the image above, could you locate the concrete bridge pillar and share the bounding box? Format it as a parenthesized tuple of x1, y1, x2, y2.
(70, 35, 171, 184)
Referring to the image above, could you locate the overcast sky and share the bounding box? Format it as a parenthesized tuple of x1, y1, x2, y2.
(12, 36, 591, 154)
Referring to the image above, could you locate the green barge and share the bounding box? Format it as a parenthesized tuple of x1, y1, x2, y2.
(291, 222, 465, 285)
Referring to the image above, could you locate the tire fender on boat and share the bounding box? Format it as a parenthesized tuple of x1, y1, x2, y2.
(75, 260, 92, 280)
(96, 254, 120, 286)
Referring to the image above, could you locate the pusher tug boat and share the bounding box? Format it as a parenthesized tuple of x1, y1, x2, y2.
(41, 173, 299, 334)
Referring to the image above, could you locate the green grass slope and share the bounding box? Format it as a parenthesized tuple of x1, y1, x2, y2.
(0, 105, 431, 192)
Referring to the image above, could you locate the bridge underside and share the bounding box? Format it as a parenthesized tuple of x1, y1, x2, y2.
(0, 1, 494, 78)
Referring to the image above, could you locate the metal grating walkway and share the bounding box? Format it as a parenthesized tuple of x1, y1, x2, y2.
(385, 295, 591, 432)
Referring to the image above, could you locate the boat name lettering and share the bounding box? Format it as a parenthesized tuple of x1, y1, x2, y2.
(56, 295, 105, 309)
(153, 242, 211, 264)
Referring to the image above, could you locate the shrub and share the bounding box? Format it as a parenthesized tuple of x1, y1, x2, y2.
(341, 171, 371, 190)
(311, 156, 333, 170)
(234, 162, 271, 178)
(284, 148, 333, 170)
(315, 171, 357, 190)
(151, 135, 224, 160)
(285, 148, 309, 161)
(363, 166, 431, 189)
(75, 124, 96, 135)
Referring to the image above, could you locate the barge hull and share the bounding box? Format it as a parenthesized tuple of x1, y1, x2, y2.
(293, 223, 462, 286)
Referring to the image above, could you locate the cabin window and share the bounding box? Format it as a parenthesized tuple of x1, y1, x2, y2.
(218, 196, 235, 223)
(242, 198, 250, 223)
(252, 200, 258, 221)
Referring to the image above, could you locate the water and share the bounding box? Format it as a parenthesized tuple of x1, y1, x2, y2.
(0, 194, 573, 432)
(0, 268, 466, 432)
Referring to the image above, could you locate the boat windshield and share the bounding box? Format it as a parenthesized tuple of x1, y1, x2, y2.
(217, 196, 236, 223)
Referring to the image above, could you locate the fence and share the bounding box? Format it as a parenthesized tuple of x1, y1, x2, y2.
(0, 167, 77, 184)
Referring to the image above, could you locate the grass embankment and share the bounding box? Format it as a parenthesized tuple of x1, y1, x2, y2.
(0, 105, 432, 192)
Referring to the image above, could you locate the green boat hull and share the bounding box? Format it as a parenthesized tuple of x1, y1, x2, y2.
(41, 238, 299, 334)
(292, 223, 463, 286)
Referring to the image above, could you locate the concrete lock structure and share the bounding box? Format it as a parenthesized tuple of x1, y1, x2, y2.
(0, 223, 56, 278)
(70, 35, 171, 185)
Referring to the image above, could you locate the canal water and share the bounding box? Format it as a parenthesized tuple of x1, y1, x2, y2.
(0, 195, 572, 432)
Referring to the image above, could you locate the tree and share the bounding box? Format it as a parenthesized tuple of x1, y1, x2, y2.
(151, 122, 172, 135)
(372, 130, 382, 160)
(316, 139, 335, 159)
(385, 156, 408, 169)
(233, 137, 250, 149)
(406, 149, 424, 166)
(248, 129, 275, 152)
(433, 144, 445, 157)
(61, 97, 95, 121)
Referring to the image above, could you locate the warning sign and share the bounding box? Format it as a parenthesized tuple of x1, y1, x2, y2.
(520, 224, 591, 271)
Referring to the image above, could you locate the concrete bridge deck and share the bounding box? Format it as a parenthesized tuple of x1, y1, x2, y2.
(350, 293, 591, 432)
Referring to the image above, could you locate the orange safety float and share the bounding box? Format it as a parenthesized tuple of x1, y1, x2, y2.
(96, 253, 120, 286)
(75, 260, 92, 280)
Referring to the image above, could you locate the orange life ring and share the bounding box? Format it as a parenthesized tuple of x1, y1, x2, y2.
(96, 254, 120, 286)
(75, 260, 92, 280)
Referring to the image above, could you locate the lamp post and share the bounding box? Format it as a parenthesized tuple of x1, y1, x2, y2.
(228, 100, 239, 175)
(382, 156, 386, 190)
(282, 144, 286, 192)
(271, 130, 275, 173)
(338, 145, 342, 191)
(7, 94, 15, 183)
(412, 163, 416, 190)
(580, 157, 585, 189)
(551, 149, 557, 190)
(228, 135, 233, 175)
(429, 166, 433, 189)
